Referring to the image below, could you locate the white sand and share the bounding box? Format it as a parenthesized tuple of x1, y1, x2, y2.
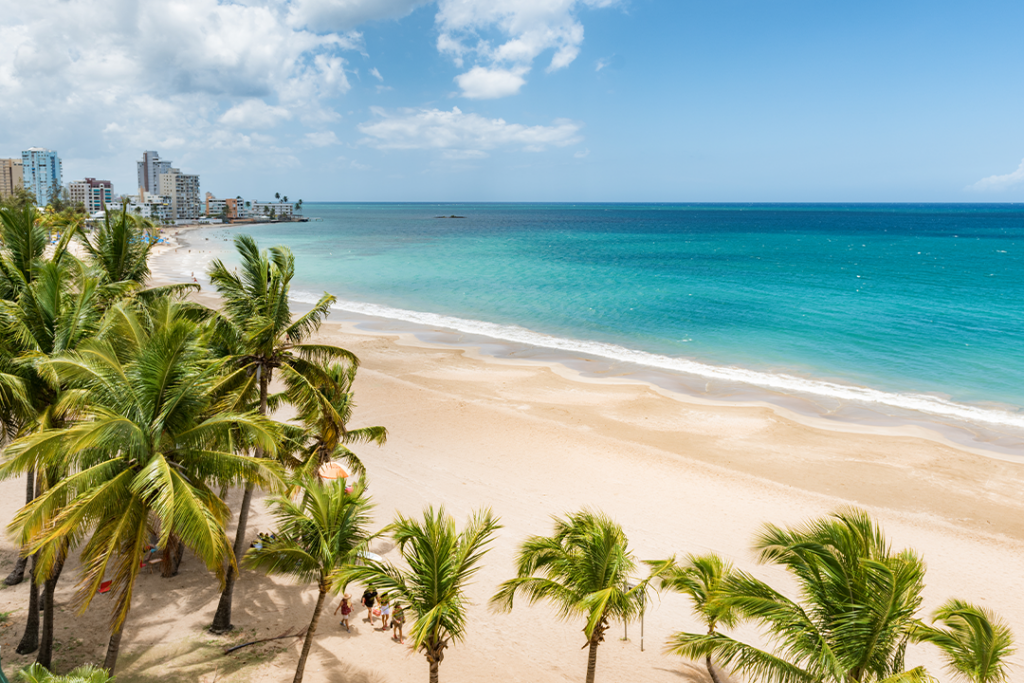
(0, 243, 1020, 683)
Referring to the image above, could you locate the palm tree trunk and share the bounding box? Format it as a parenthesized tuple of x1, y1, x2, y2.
(585, 638, 600, 683)
(706, 655, 724, 683)
(161, 534, 185, 577)
(293, 587, 327, 683)
(16, 554, 39, 654)
(103, 618, 126, 674)
(211, 370, 269, 633)
(36, 545, 67, 669)
(5, 471, 35, 586)
(429, 660, 440, 683)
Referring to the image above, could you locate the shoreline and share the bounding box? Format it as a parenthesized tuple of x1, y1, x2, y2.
(151, 226, 1024, 463)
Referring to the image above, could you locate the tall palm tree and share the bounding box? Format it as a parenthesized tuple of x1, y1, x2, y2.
(281, 361, 387, 480)
(340, 507, 501, 683)
(668, 508, 932, 683)
(659, 553, 740, 683)
(2, 296, 282, 673)
(914, 599, 1015, 683)
(244, 475, 373, 683)
(206, 234, 356, 633)
(491, 509, 661, 683)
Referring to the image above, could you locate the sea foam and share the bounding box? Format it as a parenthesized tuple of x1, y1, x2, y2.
(291, 292, 1024, 431)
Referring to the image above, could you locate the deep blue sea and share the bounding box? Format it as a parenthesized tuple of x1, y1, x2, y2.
(178, 203, 1024, 453)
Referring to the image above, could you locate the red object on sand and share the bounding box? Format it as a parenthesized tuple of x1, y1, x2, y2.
(99, 581, 112, 594)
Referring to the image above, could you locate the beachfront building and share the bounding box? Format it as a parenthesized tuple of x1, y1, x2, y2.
(137, 151, 173, 195)
(21, 147, 63, 206)
(0, 158, 24, 199)
(107, 194, 173, 223)
(250, 201, 295, 219)
(158, 168, 201, 220)
(68, 178, 114, 213)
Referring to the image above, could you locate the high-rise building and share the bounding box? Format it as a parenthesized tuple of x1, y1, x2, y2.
(0, 158, 23, 199)
(21, 148, 63, 206)
(158, 168, 201, 220)
(68, 178, 114, 213)
(137, 151, 173, 195)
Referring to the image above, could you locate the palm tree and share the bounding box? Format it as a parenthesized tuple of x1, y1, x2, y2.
(244, 475, 372, 683)
(340, 507, 501, 683)
(914, 599, 1015, 683)
(275, 192, 281, 201)
(668, 508, 931, 683)
(206, 234, 356, 633)
(2, 296, 282, 673)
(17, 663, 112, 682)
(282, 361, 387, 481)
(491, 509, 661, 683)
(77, 205, 153, 286)
(659, 554, 739, 683)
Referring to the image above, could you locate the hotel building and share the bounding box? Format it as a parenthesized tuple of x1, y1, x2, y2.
(0, 159, 24, 199)
(68, 178, 114, 213)
(21, 148, 63, 206)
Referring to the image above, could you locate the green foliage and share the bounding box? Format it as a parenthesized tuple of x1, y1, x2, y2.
(914, 599, 1015, 683)
(667, 508, 932, 683)
(77, 206, 155, 287)
(17, 663, 112, 683)
(659, 552, 739, 634)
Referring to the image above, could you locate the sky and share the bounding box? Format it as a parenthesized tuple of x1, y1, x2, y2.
(1, 0, 1023, 203)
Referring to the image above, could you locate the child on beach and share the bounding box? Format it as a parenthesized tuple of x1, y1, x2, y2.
(391, 603, 405, 643)
(362, 586, 378, 626)
(378, 594, 391, 632)
(334, 594, 353, 632)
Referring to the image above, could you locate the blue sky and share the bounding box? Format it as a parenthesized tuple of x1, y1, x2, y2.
(2, 0, 1022, 202)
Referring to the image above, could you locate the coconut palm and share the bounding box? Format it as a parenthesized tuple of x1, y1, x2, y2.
(340, 507, 500, 683)
(281, 361, 387, 480)
(2, 296, 282, 673)
(913, 599, 1015, 683)
(17, 663, 112, 683)
(659, 553, 740, 683)
(206, 234, 356, 633)
(491, 509, 660, 683)
(668, 508, 932, 683)
(244, 475, 373, 683)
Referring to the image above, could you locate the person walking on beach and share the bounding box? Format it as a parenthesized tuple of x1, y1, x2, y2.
(378, 593, 391, 632)
(361, 586, 378, 626)
(334, 593, 353, 632)
(391, 603, 405, 643)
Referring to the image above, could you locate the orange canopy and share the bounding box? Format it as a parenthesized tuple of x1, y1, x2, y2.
(318, 462, 350, 480)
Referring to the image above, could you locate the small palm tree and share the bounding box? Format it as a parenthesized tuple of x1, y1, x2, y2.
(17, 663, 112, 682)
(340, 507, 500, 683)
(491, 510, 663, 683)
(914, 599, 1015, 683)
(206, 235, 356, 633)
(660, 553, 739, 683)
(245, 475, 372, 683)
(669, 508, 931, 683)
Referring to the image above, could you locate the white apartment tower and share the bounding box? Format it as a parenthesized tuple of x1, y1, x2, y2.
(158, 168, 201, 220)
(136, 151, 173, 195)
(21, 148, 63, 206)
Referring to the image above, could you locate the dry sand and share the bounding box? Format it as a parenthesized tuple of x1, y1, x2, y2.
(0, 237, 1021, 682)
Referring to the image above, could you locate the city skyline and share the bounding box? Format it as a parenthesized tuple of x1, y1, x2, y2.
(2, 1, 1023, 202)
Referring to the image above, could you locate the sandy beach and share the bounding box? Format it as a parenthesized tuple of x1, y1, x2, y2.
(0, 236, 1021, 682)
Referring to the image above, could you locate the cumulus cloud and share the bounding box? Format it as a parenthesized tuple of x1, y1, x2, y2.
(437, 0, 620, 98)
(358, 106, 582, 156)
(455, 66, 529, 99)
(0, 0, 361, 163)
(969, 158, 1024, 192)
(304, 131, 342, 147)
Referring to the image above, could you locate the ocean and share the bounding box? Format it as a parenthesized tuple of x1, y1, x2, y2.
(174, 203, 1024, 455)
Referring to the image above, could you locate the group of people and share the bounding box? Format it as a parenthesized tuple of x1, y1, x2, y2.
(333, 586, 405, 643)
(249, 532, 277, 551)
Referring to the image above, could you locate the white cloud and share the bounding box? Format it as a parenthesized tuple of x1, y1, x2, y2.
(595, 58, 610, 71)
(221, 100, 293, 129)
(574, 148, 589, 158)
(969, 158, 1024, 192)
(455, 66, 528, 99)
(442, 149, 489, 160)
(370, 67, 384, 82)
(288, 0, 431, 32)
(437, 0, 620, 98)
(0, 0, 361, 164)
(358, 106, 582, 155)
(304, 131, 342, 147)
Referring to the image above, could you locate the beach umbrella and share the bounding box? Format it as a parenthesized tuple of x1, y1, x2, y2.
(318, 461, 350, 481)
(357, 550, 383, 563)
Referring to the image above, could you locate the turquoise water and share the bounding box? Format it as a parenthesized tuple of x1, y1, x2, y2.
(182, 203, 1024, 448)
